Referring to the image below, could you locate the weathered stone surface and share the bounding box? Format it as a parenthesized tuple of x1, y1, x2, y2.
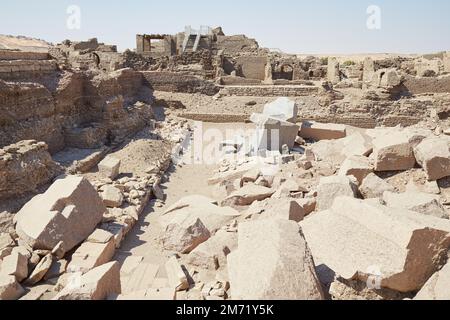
(262, 97, 298, 123)
(101, 185, 123, 208)
(251, 114, 300, 151)
(24, 253, 53, 286)
(414, 136, 450, 181)
(68, 238, 116, 273)
(86, 228, 114, 244)
(228, 219, 324, 300)
(0, 211, 14, 233)
(187, 230, 238, 270)
(258, 198, 305, 222)
(0, 252, 28, 282)
(161, 213, 211, 254)
(300, 197, 450, 292)
(296, 198, 317, 216)
(299, 122, 346, 141)
(15, 176, 106, 255)
(54, 261, 121, 300)
(44, 259, 68, 280)
(383, 191, 447, 219)
(338, 155, 373, 185)
(0, 275, 25, 300)
(0, 140, 61, 200)
(221, 185, 274, 207)
(360, 173, 395, 199)
(98, 156, 121, 180)
(414, 262, 450, 300)
(316, 176, 357, 211)
(373, 130, 425, 172)
(341, 132, 373, 157)
(163, 195, 217, 215)
(165, 256, 189, 292)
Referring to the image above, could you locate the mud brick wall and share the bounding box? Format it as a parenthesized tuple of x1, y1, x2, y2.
(141, 71, 219, 96)
(0, 51, 49, 60)
(403, 74, 450, 94)
(220, 85, 319, 97)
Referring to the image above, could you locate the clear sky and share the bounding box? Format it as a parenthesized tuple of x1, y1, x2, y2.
(1, 0, 449, 54)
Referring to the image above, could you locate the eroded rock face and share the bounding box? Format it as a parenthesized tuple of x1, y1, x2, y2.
(228, 219, 324, 300)
(300, 197, 450, 293)
(15, 176, 106, 255)
(0, 140, 61, 200)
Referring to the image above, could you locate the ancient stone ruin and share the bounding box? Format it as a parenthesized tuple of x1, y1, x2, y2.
(0, 26, 450, 301)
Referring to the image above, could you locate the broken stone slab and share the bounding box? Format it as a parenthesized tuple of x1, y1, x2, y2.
(122, 262, 159, 294)
(101, 185, 124, 208)
(251, 114, 300, 151)
(296, 198, 317, 216)
(414, 262, 450, 300)
(0, 212, 14, 233)
(338, 155, 373, 185)
(161, 213, 211, 254)
(414, 136, 450, 181)
(54, 261, 121, 300)
(262, 97, 298, 123)
(240, 168, 261, 186)
(0, 252, 28, 282)
(359, 173, 395, 199)
(67, 238, 116, 273)
(257, 198, 305, 222)
(165, 256, 189, 292)
(0, 275, 25, 300)
(299, 122, 346, 141)
(19, 284, 53, 301)
(300, 196, 450, 292)
(316, 176, 357, 211)
(86, 228, 114, 244)
(372, 130, 426, 172)
(187, 229, 238, 270)
(98, 156, 121, 180)
(228, 219, 324, 300)
(221, 185, 275, 207)
(383, 191, 447, 219)
(44, 259, 68, 280)
(341, 132, 373, 157)
(24, 253, 53, 286)
(15, 176, 106, 255)
(163, 195, 217, 216)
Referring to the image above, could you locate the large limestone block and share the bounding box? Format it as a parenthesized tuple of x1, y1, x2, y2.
(316, 176, 357, 211)
(98, 156, 121, 180)
(255, 198, 305, 222)
(383, 191, 447, 219)
(161, 213, 211, 254)
(15, 176, 106, 255)
(221, 185, 275, 207)
(414, 136, 450, 181)
(251, 115, 300, 151)
(299, 122, 346, 141)
(0, 252, 28, 282)
(187, 230, 238, 270)
(414, 262, 450, 300)
(165, 256, 189, 292)
(262, 97, 298, 123)
(341, 132, 373, 157)
(338, 155, 373, 185)
(359, 173, 395, 199)
(300, 197, 450, 292)
(68, 238, 116, 273)
(161, 196, 238, 235)
(228, 219, 324, 300)
(373, 132, 415, 172)
(54, 261, 121, 300)
(0, 275, 25, 300)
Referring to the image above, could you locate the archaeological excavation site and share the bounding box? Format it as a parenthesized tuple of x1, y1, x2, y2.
(1, 21, 450, 303)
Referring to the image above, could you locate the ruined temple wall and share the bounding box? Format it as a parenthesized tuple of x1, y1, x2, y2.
(235, 56, 267, 80)
(403, 74, 450, 94)
(141, 71, 219, 96)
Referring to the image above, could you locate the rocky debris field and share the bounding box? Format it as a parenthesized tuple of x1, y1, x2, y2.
(1, 96, 449, 301)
